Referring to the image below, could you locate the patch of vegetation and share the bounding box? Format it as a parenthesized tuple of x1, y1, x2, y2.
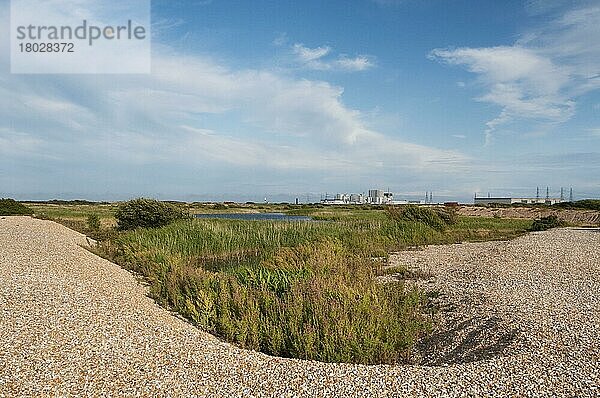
(24, 199, 110, 206)
(386, 205, 458, 231)
(32, 200, 532, 365)
(29, 202, 116, 221)
(115, 198, 187, 230)
(30, 202, 117, 241)
(555, 200, 600, 211)
(530, 215, 564, 231)
(91, 204, 530, 365)
(96, 223, 430, 364)
(86, 214, 101, 231)
(0, 198, 33, 216)
(379, 264, 409, 276)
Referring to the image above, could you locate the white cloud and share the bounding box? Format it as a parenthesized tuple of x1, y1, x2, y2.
(431, 46, 569, 94)
(524, 0, 569, 15)
(272, 32, 288, 47)
(293, 43, 331, 62)
(177, 125, 352, 170)
(292, 43, 375, 72)
(152, 18, 186, 37)
(335, 55, 374, 71)
(430, 46, 573, 124)
(430, 5, 600, 143)
(0, 128, 44, 157)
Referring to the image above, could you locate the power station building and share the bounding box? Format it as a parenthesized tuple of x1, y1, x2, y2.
(322, 189, 401, 205)
(474, 197, 564, 206)
(474, 187, 572, 206)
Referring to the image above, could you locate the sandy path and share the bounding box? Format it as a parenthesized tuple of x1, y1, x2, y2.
(0, 216, 598, 397)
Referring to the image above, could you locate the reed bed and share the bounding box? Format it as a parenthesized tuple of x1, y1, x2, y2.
(95, 214, 531, 364)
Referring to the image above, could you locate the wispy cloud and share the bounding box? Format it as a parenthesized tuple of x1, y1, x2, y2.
(293, 43, 331, 62)
(272, 32, 288, 47)
(523, 0, 570, 15)
(429, 4, 600, 144)
(151, 17, 186, 37)
(292, 43, 375, 72)
(335, 55, 374, 71)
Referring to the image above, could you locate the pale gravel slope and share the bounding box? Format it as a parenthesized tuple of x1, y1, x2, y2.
(0, 216, 598, 397)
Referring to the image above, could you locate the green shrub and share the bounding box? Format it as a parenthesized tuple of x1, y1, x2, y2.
(530, 215, 564, 231)
(86, 214, 101, 231)
(387, 205, 448, 230)
(436, 207, 459, 226)
(115, 198, 186, 230)
(0, 199, 33, 216)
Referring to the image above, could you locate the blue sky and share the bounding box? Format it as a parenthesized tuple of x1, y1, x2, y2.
(1, 0, 599, 202)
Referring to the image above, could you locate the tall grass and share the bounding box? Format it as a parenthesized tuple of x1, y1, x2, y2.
(159, 240, 427, 364)
(94, 214, 531, 364)
(97, 223, 430, 364)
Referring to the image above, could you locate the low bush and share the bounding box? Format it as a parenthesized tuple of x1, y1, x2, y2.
(86, 214, 101, 231)
(386, 205, 457, 231)
(0, 199, 33, 216)
(436, 207, 459, 226)
(530, 215, 564, 231)
(115, 198, 186, 230)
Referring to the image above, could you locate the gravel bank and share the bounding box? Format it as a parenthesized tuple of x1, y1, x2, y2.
(457, 205, 600, 225)
(0, 216, 598, 397)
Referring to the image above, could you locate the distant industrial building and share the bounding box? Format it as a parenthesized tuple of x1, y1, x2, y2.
(321, 189, 425, 205)
(474, 197, 564, 206)
(349, 193, 364, 204)
(368, 190, 385, 204)
(474, 187, 573, 206)
(321, 197, 346, 205)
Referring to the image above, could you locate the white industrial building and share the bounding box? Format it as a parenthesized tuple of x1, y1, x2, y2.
(368, 189, 385, 204)
(349, 193, 364, 204)
(475, 187, 573, 206)
(321, 189, 426, 205)
(474, 197, 564, 206)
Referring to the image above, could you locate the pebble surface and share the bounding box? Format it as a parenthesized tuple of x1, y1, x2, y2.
(0, 216, 598, 397)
